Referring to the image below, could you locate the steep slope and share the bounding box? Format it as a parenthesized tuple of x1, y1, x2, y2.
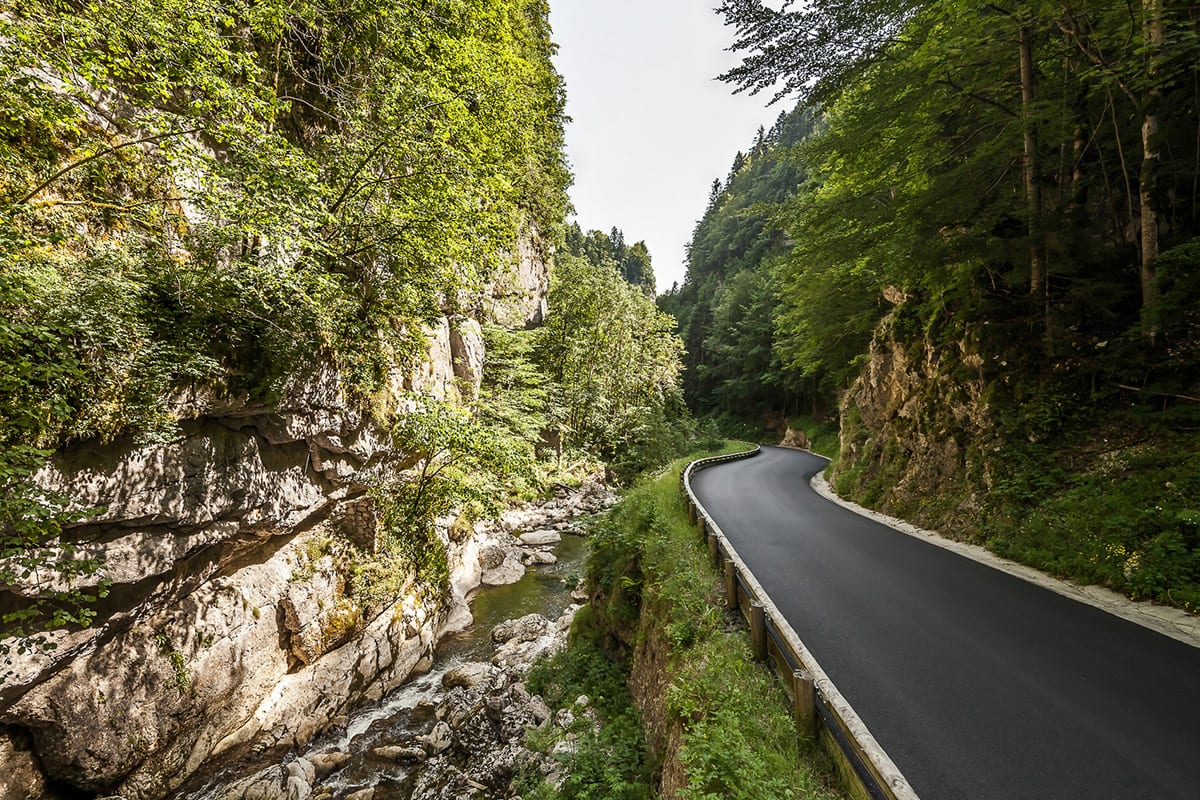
(670, 2, 1200, 613)
(0, 2, 572, 796)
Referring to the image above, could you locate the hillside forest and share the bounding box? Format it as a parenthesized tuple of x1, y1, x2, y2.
(663, 0, 1200, 610)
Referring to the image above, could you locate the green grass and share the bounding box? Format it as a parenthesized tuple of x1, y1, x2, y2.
(559, 441, 842, 800)
(984, 436, 1200, 611)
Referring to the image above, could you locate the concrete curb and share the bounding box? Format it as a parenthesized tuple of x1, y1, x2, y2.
(806, 457, 1200, 650)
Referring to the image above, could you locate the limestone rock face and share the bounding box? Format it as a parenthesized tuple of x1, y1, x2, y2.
(0, 231, 555, 799)
(449, 317, 486, 398)
(833, 306, 994, 530)
(490, 227, 551, 329)
(0, 729, 49, 800)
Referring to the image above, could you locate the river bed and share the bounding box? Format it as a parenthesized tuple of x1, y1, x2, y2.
(173, 533, 590, 800)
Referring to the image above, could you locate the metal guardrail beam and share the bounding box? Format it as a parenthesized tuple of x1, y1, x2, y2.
(682, 446, 920, 800)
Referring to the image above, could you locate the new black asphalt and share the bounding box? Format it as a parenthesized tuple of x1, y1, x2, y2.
(690, 446, 1200, 800)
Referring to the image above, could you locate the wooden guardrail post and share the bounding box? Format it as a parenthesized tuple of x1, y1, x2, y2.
(688, 500, 697, 523)
(723, 558, 738, 609)
(697, 516, 706, 537)
(707, 532, 719, 566)
(792, 670, 816, 735)
(750, 602, 767, 661)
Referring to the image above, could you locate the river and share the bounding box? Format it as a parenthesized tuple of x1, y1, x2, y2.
(172, 533, 589, 800)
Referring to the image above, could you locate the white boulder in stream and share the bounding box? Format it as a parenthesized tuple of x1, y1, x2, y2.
(518, 530, 561, 547)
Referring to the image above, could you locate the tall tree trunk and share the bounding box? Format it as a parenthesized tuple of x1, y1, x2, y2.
(1140, 0, 1165, 331)
(1018, 22, 1049, 337)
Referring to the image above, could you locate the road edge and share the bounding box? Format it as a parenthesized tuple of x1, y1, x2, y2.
(685, 446, 921, 800)
(801, 450, 1200, 650)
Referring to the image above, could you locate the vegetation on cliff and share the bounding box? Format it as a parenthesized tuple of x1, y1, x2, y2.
(538, 240, 686, 479)
(0, 1, 696, 653)
(0, 0, 571, 646)
(663, 2, 1200, 610)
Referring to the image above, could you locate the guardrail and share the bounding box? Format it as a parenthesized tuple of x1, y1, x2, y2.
(682, 447, 919, 800)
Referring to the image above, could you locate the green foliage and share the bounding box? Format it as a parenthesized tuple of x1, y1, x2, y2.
(985, 436, 1200, 611)
(519, 639, 654, 800)
(670, 637, 822, 800)
(584, 448, 839, 800)
(537, 251, 685, 475)
(564, 224, 656, 295)
(706, 0, 1200, 406)
(357, 395, 538, 606)
(717, 0, 923, 105)
(0, 0, 568, 644)
(0, 0, 571, 418)
(0, 271, 110, 650)
(154, 632, 192, 694)
(478, 323, 553, 459)
(660, 106, 816, 420)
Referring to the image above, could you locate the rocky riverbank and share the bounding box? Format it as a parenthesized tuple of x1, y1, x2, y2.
(0, 475, 614, 800)
(150, 478, 614, 800)
(207, 607, 584, 800)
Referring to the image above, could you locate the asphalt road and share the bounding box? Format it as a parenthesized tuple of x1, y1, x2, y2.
(691, 446, 1200, 800)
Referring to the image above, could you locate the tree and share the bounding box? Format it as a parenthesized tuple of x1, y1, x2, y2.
(717, 0, 926, 104)
(564, 224, 656, 294)
(536, 252, 683, 461)
(663, 105, 814, 418)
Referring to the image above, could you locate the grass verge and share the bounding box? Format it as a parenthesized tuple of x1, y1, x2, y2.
(519, 442, 841, 799)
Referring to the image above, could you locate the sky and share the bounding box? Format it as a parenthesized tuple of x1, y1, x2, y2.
(548, 0, 783, 293)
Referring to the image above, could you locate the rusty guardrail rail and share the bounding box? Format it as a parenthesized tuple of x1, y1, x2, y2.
(681, 447, 920, 800)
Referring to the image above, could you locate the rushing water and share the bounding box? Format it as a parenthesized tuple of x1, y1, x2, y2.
(175, 533, 589, 800)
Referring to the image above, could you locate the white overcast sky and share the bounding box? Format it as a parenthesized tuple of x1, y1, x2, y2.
(549, 0, 782, 293)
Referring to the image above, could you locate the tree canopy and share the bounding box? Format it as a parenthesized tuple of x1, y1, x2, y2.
(537, 247, 683, 467)
(675, 0, 1200, 421)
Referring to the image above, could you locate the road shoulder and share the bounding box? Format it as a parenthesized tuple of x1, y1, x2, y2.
(807, 463, 1200, 650)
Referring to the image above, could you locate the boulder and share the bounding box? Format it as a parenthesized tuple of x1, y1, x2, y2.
(523, 550, 558, 565)
(303, 751, 350, 781)
(528, 696, 552, 725)
(480, 550, 525, 586)
(443, 661, 492, 689)
(780, 427, 810, 449)
(417, 720, 453, 755)
(478, 543, 507, 570)
(518, 530, 561, 547)
(371, 745, 426, 762)
(491, 614, 550, 644)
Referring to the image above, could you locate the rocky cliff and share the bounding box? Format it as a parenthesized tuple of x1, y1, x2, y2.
(832, 304, 996, 534)
(0, 234, 553, 800)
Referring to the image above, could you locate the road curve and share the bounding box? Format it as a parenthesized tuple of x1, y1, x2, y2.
(691, 446, 1200, 800)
